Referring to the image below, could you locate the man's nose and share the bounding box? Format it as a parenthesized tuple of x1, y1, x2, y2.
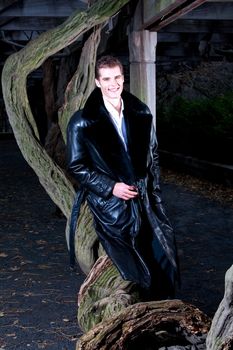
(110, 79, 118, 86)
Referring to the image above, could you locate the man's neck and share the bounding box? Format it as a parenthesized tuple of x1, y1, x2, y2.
(104, 97, 122, 115)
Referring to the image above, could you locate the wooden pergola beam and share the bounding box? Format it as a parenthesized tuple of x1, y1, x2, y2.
(0, 0, 87, 17)
(0, 16, 14, 26)
(181, 2, 233, 20)
(160, 19, 233, 33)
(1, 17, 66, 30)
(0, 0, 19, 13)
(141, 0, 208, 31)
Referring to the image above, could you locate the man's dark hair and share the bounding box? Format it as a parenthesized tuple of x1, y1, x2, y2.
(95, 55, 124, 79)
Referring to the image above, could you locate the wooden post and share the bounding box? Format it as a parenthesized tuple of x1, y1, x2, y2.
(128, 0, 157, 121)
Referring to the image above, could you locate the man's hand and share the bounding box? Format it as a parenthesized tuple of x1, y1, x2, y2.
(113, 182, 138, 200)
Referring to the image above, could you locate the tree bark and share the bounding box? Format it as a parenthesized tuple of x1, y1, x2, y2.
(77, 255, 139, 332)
(42, 58, 56, 130)
(76, 299, 211, 350)
(206, 264, 233, 350)
(74, 202, 99, 275)
(58, 25, 102, 142)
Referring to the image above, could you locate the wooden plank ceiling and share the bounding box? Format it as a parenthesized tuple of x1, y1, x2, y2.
(0, 0, 232, 66)
(0, 0, 87, 36)
(0, 0, 88, 65)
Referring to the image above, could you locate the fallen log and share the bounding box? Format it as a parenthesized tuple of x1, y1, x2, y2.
(76, 299, 211, 350)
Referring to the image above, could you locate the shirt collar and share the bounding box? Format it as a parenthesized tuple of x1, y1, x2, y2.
(103, 97, 124, 119)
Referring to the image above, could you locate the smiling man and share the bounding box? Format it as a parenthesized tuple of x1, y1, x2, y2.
(67, 55, 179, 299)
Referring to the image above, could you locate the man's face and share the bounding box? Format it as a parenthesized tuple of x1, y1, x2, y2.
(95, 65, 124, 102)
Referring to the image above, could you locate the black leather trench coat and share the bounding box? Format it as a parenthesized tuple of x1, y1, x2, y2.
(67, 88, 179, 293)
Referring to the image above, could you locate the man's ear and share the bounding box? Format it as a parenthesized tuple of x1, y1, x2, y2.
(95, 79, 100, 88)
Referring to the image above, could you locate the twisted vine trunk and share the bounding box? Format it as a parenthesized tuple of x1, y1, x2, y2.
(1, 2, 133, 344)
(1, 0, 130, 218)
(1, 0, 130, 271)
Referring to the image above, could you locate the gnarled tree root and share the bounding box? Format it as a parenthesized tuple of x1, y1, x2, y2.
(76, 299, 211, 349)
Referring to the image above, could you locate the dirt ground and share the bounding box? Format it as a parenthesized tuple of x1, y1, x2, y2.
(0, 139, 233, 350)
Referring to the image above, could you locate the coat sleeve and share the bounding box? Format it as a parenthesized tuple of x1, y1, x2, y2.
(66, 113, 115, 199)
(147, 124, 174, 228)
(147, 124, 162, 204)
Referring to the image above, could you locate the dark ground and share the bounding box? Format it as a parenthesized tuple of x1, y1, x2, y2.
(0, 139, 233, 350)
(0, 140, 85, 350)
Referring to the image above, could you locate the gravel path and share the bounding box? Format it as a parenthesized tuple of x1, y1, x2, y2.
(0, 139, 233, 349)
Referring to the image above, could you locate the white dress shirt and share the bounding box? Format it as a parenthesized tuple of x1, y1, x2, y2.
(103, 97, 127, 150)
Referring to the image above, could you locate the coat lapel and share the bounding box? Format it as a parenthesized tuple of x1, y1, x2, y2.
(82, 88, 135, 183)
(82, 88, 153, 181)
(85, 88, 135, 158)
(123, 90, 153, 177)
(93, 103, 129, 158)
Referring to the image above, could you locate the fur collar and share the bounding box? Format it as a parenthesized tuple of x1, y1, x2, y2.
(82, 87, 151, 121)
(81, 88, 153, 181)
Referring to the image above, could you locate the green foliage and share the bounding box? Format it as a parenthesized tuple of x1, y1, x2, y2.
(157, 93, 233, 138)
